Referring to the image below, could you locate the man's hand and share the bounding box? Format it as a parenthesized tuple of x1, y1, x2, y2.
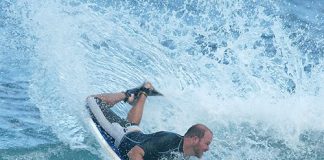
(127, 145, 145, 160)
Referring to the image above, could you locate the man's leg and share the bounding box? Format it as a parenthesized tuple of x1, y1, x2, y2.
(86, 96, 126, 146)
(127, 94, 147, 125)
(89, 81, 153, 125)
(126, 82, 153, 125)
(90, 92, 132, 107)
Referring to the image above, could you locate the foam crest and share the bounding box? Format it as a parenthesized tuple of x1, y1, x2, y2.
(20, 0, 93, 149)
(17, 0, 324, 159)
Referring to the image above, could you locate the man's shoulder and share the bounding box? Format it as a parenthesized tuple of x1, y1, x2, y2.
(143, 131, 184, 157)
(154, 131, 182, 137)
(150, 131, 183, 142)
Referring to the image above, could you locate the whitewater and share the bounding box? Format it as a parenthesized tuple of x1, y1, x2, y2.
(1, 0, 323, 159)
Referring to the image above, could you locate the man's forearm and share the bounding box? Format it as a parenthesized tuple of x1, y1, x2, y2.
(128, 146, 145, 160)
(129, 155, 144, 160)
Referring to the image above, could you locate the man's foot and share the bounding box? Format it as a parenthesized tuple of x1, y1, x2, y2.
(124, 82, 154, 103)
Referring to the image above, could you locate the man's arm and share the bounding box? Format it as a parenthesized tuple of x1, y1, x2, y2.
(127, 145, 145, 160)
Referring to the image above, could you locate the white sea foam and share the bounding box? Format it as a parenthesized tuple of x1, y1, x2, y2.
(18, 0, 324, 159)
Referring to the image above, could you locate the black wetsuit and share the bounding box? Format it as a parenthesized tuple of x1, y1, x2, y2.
(118, 131, 184, 160)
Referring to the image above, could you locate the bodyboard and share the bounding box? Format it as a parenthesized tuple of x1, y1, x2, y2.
(86, 97, 127, 160)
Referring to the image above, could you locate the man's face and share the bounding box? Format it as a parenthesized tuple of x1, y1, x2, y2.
(193, 131, 213, 158)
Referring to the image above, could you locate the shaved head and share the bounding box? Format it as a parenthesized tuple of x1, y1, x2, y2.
(184, 124, 213, 138)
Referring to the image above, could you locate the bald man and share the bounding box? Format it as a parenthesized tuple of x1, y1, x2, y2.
(87, 82, 213, 160)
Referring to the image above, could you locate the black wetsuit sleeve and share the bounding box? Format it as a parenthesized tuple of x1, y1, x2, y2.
(137, 132, 182, 159)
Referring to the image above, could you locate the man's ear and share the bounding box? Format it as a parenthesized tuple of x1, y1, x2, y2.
(193, 136, 199, 144)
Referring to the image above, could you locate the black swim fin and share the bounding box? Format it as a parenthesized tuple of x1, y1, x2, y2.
(144, 87, 163, 96)
(124, 84, 163, 102)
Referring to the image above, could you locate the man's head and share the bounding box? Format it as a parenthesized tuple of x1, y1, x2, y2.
(183, 124, 213, 158)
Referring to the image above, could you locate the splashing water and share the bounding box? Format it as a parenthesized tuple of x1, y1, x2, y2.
(1, 0, 323, 159)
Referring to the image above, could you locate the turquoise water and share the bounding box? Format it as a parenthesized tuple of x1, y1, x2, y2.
(1, 0, 323, 159)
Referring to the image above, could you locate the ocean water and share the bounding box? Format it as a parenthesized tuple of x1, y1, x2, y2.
(0, 0, 323, 159)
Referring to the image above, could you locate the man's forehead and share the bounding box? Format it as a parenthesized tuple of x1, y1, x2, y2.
(203, 131, 213, 139)
(206, 130, 213, 136)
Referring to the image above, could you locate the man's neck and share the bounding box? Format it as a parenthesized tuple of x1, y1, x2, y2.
(183, 137, 194, 158)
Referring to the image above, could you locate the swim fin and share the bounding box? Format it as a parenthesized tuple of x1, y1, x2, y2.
(140, 86, 163, 96)
(124, 84, 163, 102)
